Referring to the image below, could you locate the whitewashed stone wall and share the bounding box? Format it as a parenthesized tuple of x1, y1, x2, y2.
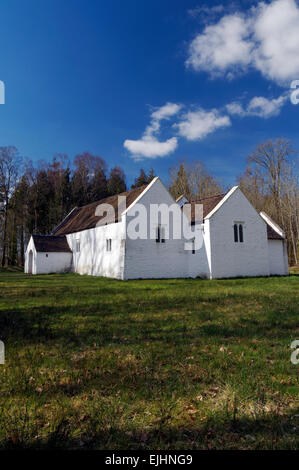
(24, 181, 289, 279)
(124, 179, 209, 279)
(24, 236, 37, 274)
(66, 220, 126, 279)
(207, 188, 270, 278)
(268, 239, 289, 276)
(24, 236, 72, 274)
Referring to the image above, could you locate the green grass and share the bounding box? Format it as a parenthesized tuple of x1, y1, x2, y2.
(0, 266, 23, 273)
(0, 273, 298, 450)
(290, 266, 299, 275)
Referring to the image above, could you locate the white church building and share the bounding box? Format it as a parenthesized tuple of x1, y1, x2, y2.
(25, 177, 289, 279)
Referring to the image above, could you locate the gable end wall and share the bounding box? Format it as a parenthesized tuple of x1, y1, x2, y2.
(209, 188, 269, 278)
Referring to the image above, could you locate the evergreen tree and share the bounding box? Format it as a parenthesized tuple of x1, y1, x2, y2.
(131, 168, 156, 188)
(169, 163, 191, 200)
(107, 167, 126, 195)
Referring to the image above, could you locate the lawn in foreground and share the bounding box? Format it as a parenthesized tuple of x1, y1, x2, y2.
(0, 273, 298, 450)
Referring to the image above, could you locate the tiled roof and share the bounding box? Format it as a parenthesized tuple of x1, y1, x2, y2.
(184, 193, 226, 223)
(32, 234, 72, 253)
(51, 182, 285, 242)
(184, 192, 285, 241)
(53, 185, 147, 235)
(266, 223, 284, 240)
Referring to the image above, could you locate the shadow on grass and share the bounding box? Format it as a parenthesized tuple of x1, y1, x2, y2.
(1, 289, 298, 347)
(2, 408, 298, 450)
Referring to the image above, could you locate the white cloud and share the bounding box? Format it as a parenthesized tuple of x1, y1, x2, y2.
(124, 136, 178, 159)
(186, 13, 253, 76)
(247, 95, 287, 117)
(253, 0, 299, 83)
(226, 94, 287, 118)
(124, 91, 286, 159)
(176, 109, 231, 141)
(124, 102, 181, 159)
(226, 102, 246, 116)
(186, 0, 299, 85)
(144, 102, 182, 138)
(151, 102, 181, 121)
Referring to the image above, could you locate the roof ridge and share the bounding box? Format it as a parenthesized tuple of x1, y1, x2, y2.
(33, 233, 67, 238)
(53, 183, 150, 236)
(76, 184, 148, 210)
(190, 192, 226, 203)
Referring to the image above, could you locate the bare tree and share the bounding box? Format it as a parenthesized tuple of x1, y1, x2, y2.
(246, 138, 299, 265)
(281, 162, 299, 265)
(169, 161, 223, 201)
(0, 146, 21, 266)
(248, 138, 295, 226)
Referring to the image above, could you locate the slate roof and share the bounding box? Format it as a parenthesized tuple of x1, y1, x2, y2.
(183, 193, 226, 223)
(32, 234, 72, 253)
(52, 185, 147, 236)
(266, 223, 284, 240)
(193, 193, 227, 218)
(50, 181, 284, 242)
(184, 192, 285, 240)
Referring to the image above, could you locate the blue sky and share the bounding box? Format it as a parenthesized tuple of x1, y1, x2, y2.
(0, 0, 299, 187)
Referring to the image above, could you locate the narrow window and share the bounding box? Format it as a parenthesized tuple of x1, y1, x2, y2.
(156, 225, 166, 243)
(239, 224, 244, 243)
(46, 254, 48, 258)
(106, 239, 112, 252)
(76, 240, 80, 252)
(156, 226, 160, 243)
(234, 224, 238, 243)
(192, 239, 195, 254)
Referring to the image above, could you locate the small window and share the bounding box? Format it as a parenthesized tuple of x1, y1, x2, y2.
(234, 223, 244, 243)
(46, 254, 48, 258)
(106, 239, 112, 252)
(156, 225, 165, 243)
(239, 224, 244, 243)
(192, 239, 195, 254)
(156, 226, 160, 243)
(234, 224, 238, 243)
(76, 240, 80, 253)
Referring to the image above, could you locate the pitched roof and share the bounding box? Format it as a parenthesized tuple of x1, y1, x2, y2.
(184, 191, 285, 241)
(32, 234, 72, 253)
(260, 211, 285, 240)
(193, 193, 227, 218)
(184, 193, 226, 223)
(266, 223, 284, 240)
(53, 185, 148, 235)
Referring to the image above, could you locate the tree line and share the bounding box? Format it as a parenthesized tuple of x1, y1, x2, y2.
(0, 149, 156, 267)
(0, 138, 298, 267)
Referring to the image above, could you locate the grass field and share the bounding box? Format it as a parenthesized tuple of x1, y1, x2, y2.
(0, 272, 298, 450)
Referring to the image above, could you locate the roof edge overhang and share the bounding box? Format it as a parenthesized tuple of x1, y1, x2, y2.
(260, 211, 285, 238)
(122, 177, 160, 216)
(204, 186, 239, 219)
(51, 207, 78, 235)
